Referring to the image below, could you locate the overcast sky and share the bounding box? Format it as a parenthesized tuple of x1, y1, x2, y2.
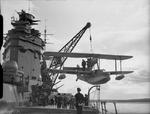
(1, 0, 150, 100)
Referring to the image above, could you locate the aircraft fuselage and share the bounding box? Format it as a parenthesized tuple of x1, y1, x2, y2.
(78, 70, 110, 85)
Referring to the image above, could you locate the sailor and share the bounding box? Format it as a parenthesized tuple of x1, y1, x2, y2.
(69, 95, 75, 109)
(84, 94, 88, 106)
(87, 58, 92, 70)
(62, 94, 68, 109)
(81, 59, 86, 70)
(56, 93, 62, 108)
(75, 88, 84, 114)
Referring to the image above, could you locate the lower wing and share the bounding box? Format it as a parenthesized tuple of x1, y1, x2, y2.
(104, 71, 133, 75)
(49, 69, 91, 75)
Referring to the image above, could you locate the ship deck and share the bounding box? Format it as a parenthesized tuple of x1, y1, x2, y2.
(13, 106, 99, 114)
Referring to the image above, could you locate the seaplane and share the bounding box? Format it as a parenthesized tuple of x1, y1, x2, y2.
(43, 51, 133, 85)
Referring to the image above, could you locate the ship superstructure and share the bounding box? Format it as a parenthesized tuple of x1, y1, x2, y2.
(2, 10, 44, 104)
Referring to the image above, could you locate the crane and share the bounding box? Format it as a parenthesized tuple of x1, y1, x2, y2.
(44, 22, 91, 89)
(32, 22, 91, 106)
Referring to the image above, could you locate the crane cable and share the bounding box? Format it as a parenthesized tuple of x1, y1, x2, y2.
(89, 27, 93, 53)
(28, 0, 31, 13)
(89, 27, 96, 70)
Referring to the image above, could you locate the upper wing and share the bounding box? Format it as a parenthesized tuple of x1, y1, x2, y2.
(104, 71, 134, 75)
(49, 69, 91, 75)
(63, 67, 89, 71)
(43, 51, 133, 60)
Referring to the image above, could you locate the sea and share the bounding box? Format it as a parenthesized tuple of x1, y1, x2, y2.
(100, 103, 150, 114)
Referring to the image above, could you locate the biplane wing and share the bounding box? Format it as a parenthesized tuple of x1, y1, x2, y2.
(49, 69, 133, 75)
(62, 67, 133, 75)
(49, 69, 91, 75)
(43, 51, 133, 60)
(104, 71, 133, 75)
(63, 67, 86, 71)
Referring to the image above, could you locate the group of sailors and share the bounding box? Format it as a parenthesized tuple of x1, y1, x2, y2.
(81, 58, 97, 70)
(30, 86, 88, 110)
(49, 93, 75, 109)
(48, 92, 88, 109)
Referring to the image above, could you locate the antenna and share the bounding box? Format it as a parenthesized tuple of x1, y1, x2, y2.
(43, 19, 47, 50)
(42, 19, 54, 50)
(44, 19, 47, 43)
